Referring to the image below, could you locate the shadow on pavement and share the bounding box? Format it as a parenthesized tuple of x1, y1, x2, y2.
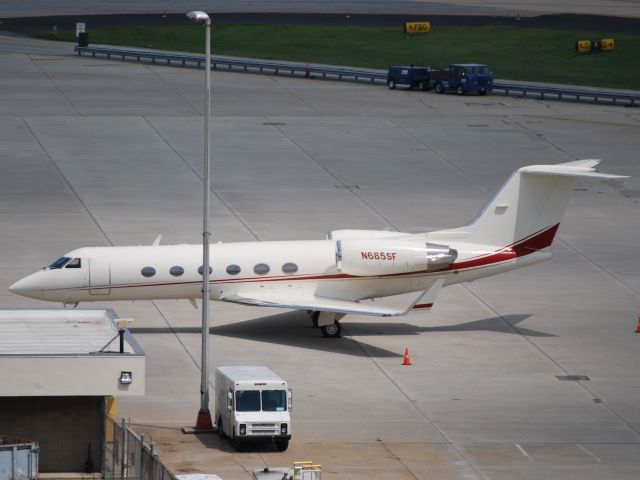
(129, 312, 552, 358)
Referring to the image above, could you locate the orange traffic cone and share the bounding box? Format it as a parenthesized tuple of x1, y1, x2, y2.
(402, 347, 412, 366)
(635, 317, 640, 334)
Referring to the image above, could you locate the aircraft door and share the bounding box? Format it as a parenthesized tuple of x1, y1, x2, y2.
(89, 256, 111, 295)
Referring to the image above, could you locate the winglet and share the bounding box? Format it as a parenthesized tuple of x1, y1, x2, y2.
(152, 235, 162, 246)
(408, 278, 445, 313)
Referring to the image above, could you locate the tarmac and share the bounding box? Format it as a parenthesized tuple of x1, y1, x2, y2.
(1, 34, 640, 479)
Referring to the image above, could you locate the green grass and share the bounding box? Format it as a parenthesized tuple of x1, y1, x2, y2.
(37, 25, 640, 90)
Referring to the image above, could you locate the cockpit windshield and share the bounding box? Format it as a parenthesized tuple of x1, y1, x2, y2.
(46, 257, 82, 270)
(48, 257, 71, 269)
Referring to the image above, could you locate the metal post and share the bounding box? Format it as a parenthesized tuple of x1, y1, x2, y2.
(187, 10, 214, 431)
(139, 435, 145, 480)
(119, 329, 124, 353)
(120, 418, 126, 480)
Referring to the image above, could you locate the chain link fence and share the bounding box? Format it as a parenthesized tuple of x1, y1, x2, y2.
(104, 418, 176, 480)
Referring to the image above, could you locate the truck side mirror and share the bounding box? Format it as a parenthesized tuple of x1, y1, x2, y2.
(227, 391, 233, 411)
(287, 389, 293, 412)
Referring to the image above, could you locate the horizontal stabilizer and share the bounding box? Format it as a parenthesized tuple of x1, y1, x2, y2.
(222, 279, 445, 317)
(520, 159, 628, 179)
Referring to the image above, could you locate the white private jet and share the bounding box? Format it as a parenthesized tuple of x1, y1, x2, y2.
(9, 160, 626, 337)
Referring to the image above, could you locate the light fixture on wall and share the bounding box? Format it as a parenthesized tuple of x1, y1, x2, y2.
(120, 371, 133, 385)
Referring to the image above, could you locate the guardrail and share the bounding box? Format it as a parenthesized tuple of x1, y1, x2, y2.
(491, 82, 639, 106)
(74, 46, 639, 106)
(74, 45, 387, 84)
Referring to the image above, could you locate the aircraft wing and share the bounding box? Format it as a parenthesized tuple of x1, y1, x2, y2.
(221, 279, 445, 317)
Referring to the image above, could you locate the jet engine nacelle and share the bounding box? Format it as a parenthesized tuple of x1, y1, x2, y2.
(336, 238, 457, 276)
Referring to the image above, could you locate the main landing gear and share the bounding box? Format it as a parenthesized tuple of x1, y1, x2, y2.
(308, 311, 343, 338)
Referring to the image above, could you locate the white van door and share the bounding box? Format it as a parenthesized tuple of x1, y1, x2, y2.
(89, 256, 111, 295)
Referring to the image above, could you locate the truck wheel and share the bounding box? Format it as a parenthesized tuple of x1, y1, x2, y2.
(479, 90, 487, 96)
(276, 439, 289, 452)
(434, 82, 444, 94)
(388, 80, 396, 90)
(456, 85, 464, 95)
(321, 321, 342, 338)
(418, 81, 426, 91)
(232, 437, 244, 451)
(217, 417, 227, 439)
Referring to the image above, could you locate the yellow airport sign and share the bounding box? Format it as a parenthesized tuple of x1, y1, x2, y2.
(576, 40, 591, 53)
(404, 22, 431, 35)
(576, 38, 615, 54)
(600, 38, 615, 51)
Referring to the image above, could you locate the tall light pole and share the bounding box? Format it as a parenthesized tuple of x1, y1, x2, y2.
(187, 10, 214, 431)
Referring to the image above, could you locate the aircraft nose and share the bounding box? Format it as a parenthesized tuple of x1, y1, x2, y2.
(8, 275, 41, 298)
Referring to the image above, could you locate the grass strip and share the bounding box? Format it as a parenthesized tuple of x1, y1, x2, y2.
(37, 25, 640, 90)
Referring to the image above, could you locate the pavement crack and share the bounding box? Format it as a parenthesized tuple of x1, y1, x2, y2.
(342, 324, 487, 480)
(462, 282, 640, 439)
(30, 55, 82, 116)
(144, 64, 201, 115)
(142, 116, 260, 240)
(385, 115, 494, 195)
(21, 116, 112, 245)
(269, 119, 399, 230)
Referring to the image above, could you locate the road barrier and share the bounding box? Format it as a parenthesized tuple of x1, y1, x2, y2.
(74, 46, 639, 107)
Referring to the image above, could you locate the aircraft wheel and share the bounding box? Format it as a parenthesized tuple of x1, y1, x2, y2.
(311, 311, 319, 328)
(321, 321, 342, 338)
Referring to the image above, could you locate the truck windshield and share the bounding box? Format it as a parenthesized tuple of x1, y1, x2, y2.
(262, 390, 287, 412)
(235, 390, 260, 412)
(466, 66, 489, 74)
(235, 389, 287, 412)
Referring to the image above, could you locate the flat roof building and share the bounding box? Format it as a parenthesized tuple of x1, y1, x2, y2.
(0, 308, 145, 474)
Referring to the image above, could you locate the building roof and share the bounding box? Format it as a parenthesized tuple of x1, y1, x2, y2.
(0, 308, 137, 355)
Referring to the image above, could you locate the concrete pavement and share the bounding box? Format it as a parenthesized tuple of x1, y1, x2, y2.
(1, 35, 639, 479)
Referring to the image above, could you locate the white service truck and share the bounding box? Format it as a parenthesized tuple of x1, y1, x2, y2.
(215, 366, 292, 451)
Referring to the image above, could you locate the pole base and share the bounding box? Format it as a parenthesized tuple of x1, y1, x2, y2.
(195, 409, 214, 430)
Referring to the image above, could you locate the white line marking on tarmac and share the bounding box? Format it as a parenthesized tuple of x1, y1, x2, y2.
(577, 443, 603, 463)
(515, 443, 535, 463)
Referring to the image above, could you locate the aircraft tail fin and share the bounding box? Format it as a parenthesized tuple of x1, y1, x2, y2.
(463, 160, 627, 248)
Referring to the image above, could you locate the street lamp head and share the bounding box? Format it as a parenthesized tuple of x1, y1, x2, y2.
(186, 11, 211, 25)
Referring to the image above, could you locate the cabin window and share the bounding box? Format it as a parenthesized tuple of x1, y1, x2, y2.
(253, 263, 270, 275)
(65, 258, 81, 268)
(282, 262, 298, 274)
(169, 266, 184, 276)
(198, 265, 213, 275)
(48, 257, 71, 269)
(226, 264, 241, 275)
(141, 266, 156, 277)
